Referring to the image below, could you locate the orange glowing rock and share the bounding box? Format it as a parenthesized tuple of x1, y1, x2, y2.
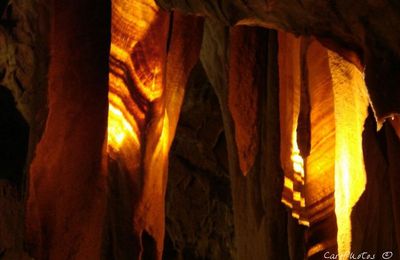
(278, 32, 309, 226)
(328, 49, 369, 260)
(278, 32, 301, 206)
(107, 0, 168, 153)
(279, 32, 370, 259)
(106, 0, 203, 258)
(107, 96, 140, 151)
(107, 0, 170, 258)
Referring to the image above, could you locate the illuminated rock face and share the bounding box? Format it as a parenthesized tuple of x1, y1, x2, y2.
(107, 3, 169, 257)
(106, 0, 203, 258)
(329, 49, 370, 260)
(279, 34, 370, 259)
(21, 0, 203, 257)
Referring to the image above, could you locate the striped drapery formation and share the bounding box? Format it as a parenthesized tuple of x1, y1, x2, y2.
(107, 0, 203, 258)
(107, 2, 170, 257)
(278, 32, 370, 259)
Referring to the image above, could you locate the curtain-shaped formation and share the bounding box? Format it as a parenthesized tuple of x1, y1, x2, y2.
(329, 48, 369, 260)
(107, 0, 203, 258)
(106, 1, 169, 256)
(279, 32, 369, 259)
(278, 33, 308, 225)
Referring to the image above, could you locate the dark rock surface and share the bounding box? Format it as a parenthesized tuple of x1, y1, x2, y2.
(164, 63, 235, 260)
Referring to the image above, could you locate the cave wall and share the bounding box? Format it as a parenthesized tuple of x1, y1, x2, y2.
(351, 111, 398, 256)
(164, 63, 234, 260)
(0, 1, 47, 258)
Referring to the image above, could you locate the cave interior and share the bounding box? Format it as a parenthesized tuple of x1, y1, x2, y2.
(1, 0, 400, 259)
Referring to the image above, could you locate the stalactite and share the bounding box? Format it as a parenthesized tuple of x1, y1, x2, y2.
(200, 21, 294, 259)
(108, 0, 171, 257)
(304, 40, 336, 227)
(164, 13, 204, 146)
(279, 32, 371, 259)
(228, 26, 260, 176)
(157, 0, 400, 128)
(107, 0, 203, 257)
(278, 32, 302, 217)
(328, 49, 370, 260)
(279, 33, 337, 258)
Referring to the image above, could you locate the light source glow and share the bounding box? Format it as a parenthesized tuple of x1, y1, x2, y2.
(107, 0, 162, 152)
(290, 129, 309, 225)
(107, 92, 140, 152)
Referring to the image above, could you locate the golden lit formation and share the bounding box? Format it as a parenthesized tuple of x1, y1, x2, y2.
(106, 2, 375, 257)
(106, 0, 171, 257)
(279, 32, 309, 226)
(107, 0, 165, 152)
(279, 33, 371, 259)
(328, 50, 369, 260)
(291, 131, 307, 208)
(107, 91, 140, 152)
(283, 130, 308, 226)
(18, 0, 399, 258)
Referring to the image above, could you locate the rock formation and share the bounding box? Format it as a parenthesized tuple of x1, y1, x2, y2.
(0, 0, 400, 259)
